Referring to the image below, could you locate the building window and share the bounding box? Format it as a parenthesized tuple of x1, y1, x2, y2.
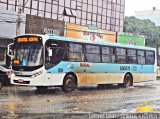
(52, 4, 58, 13)
(71, 9, 77, 17)
(64, 8, 72, 16)
(1, 0, 125, 32)
(8, 0, 15, 5)
(46, 3, 52, 12)
(0, 3, 7, 10)
(39, 2, 45, 11)
(32, 0, 38, 9)
(31, 9, 37, 15)
(45, 12, 51, 18)
(88, 5, 92, 12)
(63, 8, 77, 17)
(65, 0, 71, 7)
(93, 0, 97, 6)
(1, 0, 7, 3)
(8, 4, 15, 11)
(71, 0, 76, 9)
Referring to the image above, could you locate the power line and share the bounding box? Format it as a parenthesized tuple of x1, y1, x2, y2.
(0, 12, 17, 16)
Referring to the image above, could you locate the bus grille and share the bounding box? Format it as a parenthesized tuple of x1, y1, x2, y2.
(15, 75, 32, 77)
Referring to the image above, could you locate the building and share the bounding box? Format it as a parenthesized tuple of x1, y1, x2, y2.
(135, 7, 160, 26)
(0, 0, 125, 33)
(0, 0, 126, 75)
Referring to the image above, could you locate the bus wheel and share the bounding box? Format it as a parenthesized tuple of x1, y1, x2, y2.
(62, 75, 77, 92)
(123, 74, 133, 88)
(0, 81, 3, 89)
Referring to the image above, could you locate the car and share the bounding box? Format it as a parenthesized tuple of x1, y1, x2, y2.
(0, 66, 11, 89)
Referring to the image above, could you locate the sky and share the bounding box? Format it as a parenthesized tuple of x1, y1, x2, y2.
(125, 0, 160, 16)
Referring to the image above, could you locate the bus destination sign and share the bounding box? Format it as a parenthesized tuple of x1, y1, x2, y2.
(15, 36, 42, 43)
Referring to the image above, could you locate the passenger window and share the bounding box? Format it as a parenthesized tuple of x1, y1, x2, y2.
(127, 49, 137, 64)
(137, 50, 145, 64)
(68, 43, 84, 61)
(116, 48, 126, 64)
(102, 46, 111, 63)
(45, 40, 67, 69)
(146, 51, 155, 64)
(85, 45, 100, 62)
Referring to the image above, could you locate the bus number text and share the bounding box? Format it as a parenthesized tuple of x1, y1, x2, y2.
(120, 66, 130, 71)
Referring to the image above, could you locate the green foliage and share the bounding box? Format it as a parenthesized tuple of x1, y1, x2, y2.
(123, 16, 160, 47)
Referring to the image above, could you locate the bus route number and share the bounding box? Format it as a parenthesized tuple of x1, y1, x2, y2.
(120, 66, 130, 71)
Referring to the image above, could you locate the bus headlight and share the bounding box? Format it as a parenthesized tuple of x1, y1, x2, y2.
(31, 71, 43, 78)
(11, 73, 15, 77)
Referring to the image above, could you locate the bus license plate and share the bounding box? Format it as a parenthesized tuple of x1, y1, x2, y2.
(18, 79, 24, 83)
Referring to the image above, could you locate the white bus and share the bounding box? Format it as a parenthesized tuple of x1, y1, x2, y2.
(8, 34, 157, 92)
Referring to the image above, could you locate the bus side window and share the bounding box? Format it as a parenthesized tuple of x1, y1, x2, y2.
(110, 47, 115, 63)
(115, 47, 126, 64)
(68, 43, 84, 62)
(146, 51, 155, 64)
(127, 49, 137, 64)
(137, 50, 145, 64)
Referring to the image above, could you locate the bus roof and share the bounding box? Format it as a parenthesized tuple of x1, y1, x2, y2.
(46, 34, 155, 51)
(17, 34, 156, 51)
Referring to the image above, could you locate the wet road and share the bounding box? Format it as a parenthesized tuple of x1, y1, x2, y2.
(0, 80, 160, 118)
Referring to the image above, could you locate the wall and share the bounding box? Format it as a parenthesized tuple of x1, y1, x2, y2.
(25, 14, 65, 36)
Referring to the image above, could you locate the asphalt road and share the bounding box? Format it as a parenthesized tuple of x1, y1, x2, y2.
(0, 80, 160, 118)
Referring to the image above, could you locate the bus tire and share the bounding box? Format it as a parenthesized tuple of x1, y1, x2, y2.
(62, 75, 77, 92)
(0, 81, 3, 89)
(123, 74, 133, 88)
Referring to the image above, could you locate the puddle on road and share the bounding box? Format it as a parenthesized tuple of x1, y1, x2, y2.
(0, 80, 160, 116)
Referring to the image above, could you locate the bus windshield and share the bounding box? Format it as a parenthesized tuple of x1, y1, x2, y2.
(12, 43, 43, 69)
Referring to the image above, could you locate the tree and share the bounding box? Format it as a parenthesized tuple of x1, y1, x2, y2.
(123, 16, 160, 47)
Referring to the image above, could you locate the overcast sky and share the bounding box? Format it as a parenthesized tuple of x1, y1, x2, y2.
(125, 0, 160, 16)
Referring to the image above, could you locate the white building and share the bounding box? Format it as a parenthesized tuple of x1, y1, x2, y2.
(135, 7, 160, 26)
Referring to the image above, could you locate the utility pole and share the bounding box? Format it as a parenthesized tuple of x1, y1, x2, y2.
(16, 0, 29, 36)
(16, 4, 21, 36)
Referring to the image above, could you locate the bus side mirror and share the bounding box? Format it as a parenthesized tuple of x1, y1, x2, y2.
(8, 43, 14, 57)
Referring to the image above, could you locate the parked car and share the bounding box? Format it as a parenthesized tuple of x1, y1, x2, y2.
(0, 66, 11, 89)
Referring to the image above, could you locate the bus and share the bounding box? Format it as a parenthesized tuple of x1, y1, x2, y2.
(0, 39, 12, 89)
(8, 34, 156, 92)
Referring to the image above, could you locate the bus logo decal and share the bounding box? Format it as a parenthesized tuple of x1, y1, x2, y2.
(79, 63, 91, 68)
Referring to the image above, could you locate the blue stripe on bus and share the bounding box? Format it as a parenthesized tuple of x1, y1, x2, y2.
(47, 61, 154, 74)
